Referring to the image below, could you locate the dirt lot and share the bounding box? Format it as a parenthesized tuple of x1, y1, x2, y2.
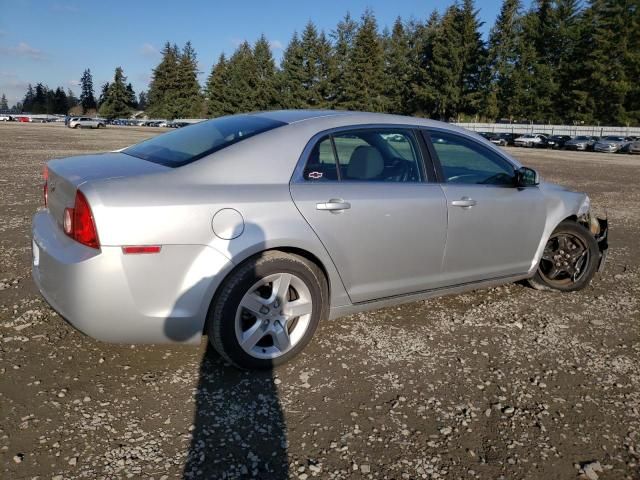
(1, 122, 639, 480)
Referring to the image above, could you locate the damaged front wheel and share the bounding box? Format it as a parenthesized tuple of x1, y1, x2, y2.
(528, 220, 599, 292)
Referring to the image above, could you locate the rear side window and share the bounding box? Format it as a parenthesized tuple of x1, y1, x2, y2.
(123, 115, 286, 167)
(303, 129, 423, 183)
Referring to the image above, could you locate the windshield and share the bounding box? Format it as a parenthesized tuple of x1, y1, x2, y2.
(602, 136, 624, 141)
(123, 115, 286, 167)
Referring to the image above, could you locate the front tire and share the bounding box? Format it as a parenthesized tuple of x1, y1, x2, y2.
(528, 220, 599, 292)
(208, 251, 328, 369)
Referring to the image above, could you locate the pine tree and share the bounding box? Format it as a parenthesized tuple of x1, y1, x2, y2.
(99, 67, 134, 119)
(205, 53, 232, 116)
(279, 32, 307, 109)
(53, 87, 68, 114)
(411, 11, 440, 117)
(315, 31, 337, 108)
(0, 94, 8, 110)
(225, 41, 259, 113)
(253, 35, 278, 110)
(457, 0, 486, 119)
(66, 88, 78, 110)
(172, 41, 203, 118)
(79, 69, 97, 113)
(147, 42, 180, 118)
(98, 82, 110, 107)
(137, 91, 147, 111)
(331, 13, 358, 109)
(486, 0, 522, 120)
(343, 10, 387, 112)
(623, 0, 640, 123)
(384, 17, 412, 114)
(584, 0, 631, 124)
(32, 83, 47, 114)
(126, 83, 137, 109)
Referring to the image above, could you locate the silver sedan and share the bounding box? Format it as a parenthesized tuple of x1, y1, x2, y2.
(32, 110, 608, 369)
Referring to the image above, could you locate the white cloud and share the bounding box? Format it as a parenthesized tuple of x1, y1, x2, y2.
(140, 43, 159, 57)
(0, 42, 46, 60)
(67, 79, 81, 87)
(269, 40, 284, 51)
(51, 3, 79, 13)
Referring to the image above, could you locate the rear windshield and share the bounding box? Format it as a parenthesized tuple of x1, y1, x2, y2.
(123, 115, 286, 167)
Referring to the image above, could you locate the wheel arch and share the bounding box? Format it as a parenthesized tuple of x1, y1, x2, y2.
(201, 246, 336, 335)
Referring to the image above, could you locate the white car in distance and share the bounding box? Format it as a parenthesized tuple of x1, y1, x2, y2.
(68, 117, 106, 129)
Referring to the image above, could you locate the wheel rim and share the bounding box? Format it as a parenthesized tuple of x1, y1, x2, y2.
(538, 232, 590, 286)
(235, 273, 313, 360)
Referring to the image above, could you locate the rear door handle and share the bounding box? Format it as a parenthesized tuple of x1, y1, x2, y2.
(316, 199, 351, 211)
(451, 197, 477, 208)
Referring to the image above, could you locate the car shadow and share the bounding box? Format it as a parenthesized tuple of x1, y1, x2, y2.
(182, 343, 288, 479)
(162, 222, 289, 479)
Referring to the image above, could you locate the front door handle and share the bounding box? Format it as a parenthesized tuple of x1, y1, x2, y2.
(316, 199, 351, 211)
(451, 197, 477, 208)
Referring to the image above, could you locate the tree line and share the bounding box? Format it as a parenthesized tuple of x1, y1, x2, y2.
(146, 0, 639, 125)
(6, 0, 639, 125)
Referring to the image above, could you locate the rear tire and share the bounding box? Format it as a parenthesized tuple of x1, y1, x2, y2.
(208, 251, 328, 369)
(528, 220, 599, 292)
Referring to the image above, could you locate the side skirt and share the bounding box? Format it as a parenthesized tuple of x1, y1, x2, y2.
(328, 273, 531, 320)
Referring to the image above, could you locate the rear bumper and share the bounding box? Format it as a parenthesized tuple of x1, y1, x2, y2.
(32, 211, 233, 344)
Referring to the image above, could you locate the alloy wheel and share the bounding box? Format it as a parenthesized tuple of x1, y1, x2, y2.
(235, 273, 313, 360)
(539, 232, 590, 286)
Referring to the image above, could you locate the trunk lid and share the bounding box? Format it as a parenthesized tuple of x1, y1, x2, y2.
(47, 152, 168, 226)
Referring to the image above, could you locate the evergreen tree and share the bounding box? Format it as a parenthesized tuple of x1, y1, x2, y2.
(126, 83, 138, 109)
(137, 91, 147, 111)
(457, 0, 486, 119)
(253, 35, 278, 110)
(568, 0, 635, 124)
(98, 82, 110, 107)
(384, 17, 412, 114)
(315, 31, 337, 108)
(343, 10, 387, 112)
(225, 41, 259, 113)
(623, 0, 640, 123)
(411, 11, 440, 117)
(98, 67, 134, 119)
(32, 83, 48, 114)
(66, 88, 78, 110)
(172, 41, 203, 118)
(486, 0, 522, 120)
(279, 32, 307, 109)
(0, 94, 8, 110)
(331, 13, 359, 109)
(53, 87, 68, 114)
(205, 53, 232, 117)
(146, 42, 180, 118)
(79, 69, 97, 113)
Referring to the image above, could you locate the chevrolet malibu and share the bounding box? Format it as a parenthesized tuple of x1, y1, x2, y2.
(32, 110, 608, 369)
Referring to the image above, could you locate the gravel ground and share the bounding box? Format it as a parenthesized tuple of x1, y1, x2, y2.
(1, 123, 639, 480)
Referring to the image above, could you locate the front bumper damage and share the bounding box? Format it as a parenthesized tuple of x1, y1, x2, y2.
(583, 214, 608, 272)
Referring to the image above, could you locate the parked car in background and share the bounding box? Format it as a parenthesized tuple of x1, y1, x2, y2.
(0, 114, 13, 121)
(68, 117, 106, 129)
(32, 110, 608, 369)
(514, 134, 547, 148)
(17, 116, 31, 122)
(489, 133, 517, 146)
(546, 135, 572, 149)
(564, 136, 599, 151)
(477, 132, 495, 141)
(593, 136, 630, 153)
(620, 139, 640, 154)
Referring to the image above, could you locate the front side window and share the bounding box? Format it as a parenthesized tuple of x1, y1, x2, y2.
(123, 115, 286, 167)
(429, 131, 515, 185)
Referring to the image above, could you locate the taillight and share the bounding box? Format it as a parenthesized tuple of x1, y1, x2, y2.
(63, 190, 100, 249)
(43, 165, 48, 207)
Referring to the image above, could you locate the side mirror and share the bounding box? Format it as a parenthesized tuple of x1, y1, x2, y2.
(516, 167, 540, 187)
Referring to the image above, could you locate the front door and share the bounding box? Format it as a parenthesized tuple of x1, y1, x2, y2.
(290, 128, 448, 304)
(425, 130, 547, 285)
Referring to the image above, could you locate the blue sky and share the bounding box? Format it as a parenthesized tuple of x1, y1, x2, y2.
(0, 0, 523, 105)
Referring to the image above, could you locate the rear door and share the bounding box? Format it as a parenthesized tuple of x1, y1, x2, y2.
(423, 129, 547, 285)
(290, 128, 448, 304)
